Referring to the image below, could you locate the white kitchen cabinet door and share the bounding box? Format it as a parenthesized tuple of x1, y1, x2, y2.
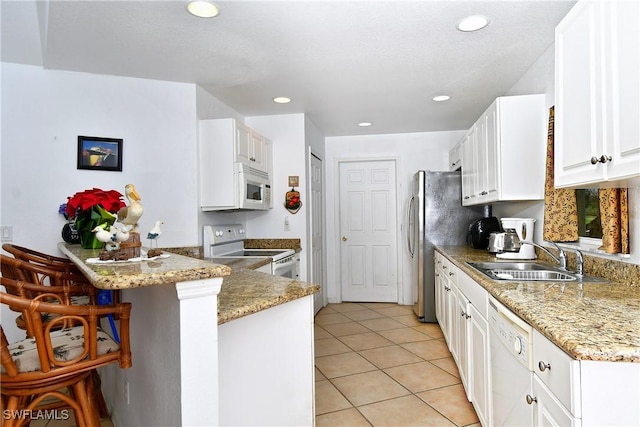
(442, 272, 455, 350)
(469, 303, 491, 427)
(555, 0, 640, 188)
(456, 286, 471, 398)
(461, 94, 545, 205)
(603, 0, 640, 183)
(234, 121, 253, 166)
(461, 130, 478, 206)
(235, 122, 271, 173)
(481, 101, 499, 203)
(449, 140, 462, 171)
(435, 267, 445, 328)
(532, 376, 582, 427)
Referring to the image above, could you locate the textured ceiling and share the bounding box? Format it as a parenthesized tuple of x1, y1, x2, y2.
(1, 0, 576, 136)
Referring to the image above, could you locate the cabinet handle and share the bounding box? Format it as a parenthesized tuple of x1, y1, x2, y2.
(526, 395, 538, 405)
(590, 155, 612, 164)
(449, 271, 455, 276)
(538, 361, 551, 372)
(461, 311, 470, 319)
(444, 286, 451, 292)
(480, 191, 488, 195)
(464, 196, 470, 200)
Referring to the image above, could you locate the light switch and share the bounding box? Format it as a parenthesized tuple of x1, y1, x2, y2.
(284, 216, 290, 231)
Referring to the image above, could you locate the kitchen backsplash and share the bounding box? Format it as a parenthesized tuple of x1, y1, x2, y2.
(163, 239, 302, 260)
(536, 249, 640, 287)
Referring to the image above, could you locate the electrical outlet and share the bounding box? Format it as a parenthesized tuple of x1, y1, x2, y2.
(124, 380, 130, 405)
(1, 226, 13, 242)
(284, 216, 290, 231)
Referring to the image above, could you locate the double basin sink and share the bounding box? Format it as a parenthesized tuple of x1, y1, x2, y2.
(466, 261, 607, 283)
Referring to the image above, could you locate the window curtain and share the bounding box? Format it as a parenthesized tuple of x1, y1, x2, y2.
(543, 106, 630, 254)
(598, 188, 630, 254)
(543, 106, 579, 242)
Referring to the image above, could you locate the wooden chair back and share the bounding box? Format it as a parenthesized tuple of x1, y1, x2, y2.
(0, 278, 132, 384)
(2, 243, 81, 274)
(0, 256, 97, 303)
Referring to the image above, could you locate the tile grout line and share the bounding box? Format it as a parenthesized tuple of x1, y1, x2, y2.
(315, 304, 478, 426)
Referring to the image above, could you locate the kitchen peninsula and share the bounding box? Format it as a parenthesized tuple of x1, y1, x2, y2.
(58, 243, 320, 427)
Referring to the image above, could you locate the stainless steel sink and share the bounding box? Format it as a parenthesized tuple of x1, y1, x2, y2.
(466, 261, 606, 282)
(488, 269, 576, 281)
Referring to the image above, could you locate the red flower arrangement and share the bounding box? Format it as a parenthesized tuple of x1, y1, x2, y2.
(64, 188, 125, 219)
(61, 188, 126, 249)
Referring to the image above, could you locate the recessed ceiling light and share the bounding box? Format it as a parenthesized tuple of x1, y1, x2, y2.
(457, 15, 489, 32)
(358, 122, 372, 127)
(433, 95, 451, 102)
(187, 1, 219, 18)
(273, 97, 291, 104)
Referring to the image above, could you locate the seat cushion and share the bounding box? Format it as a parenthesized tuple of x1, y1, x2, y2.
(2, 326, 119, 374)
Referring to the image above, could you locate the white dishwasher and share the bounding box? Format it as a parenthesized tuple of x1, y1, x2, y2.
(489, 295, 534, 426)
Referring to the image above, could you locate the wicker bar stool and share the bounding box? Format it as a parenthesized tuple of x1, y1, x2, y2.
(0, 257, 113, 419)
(0, 279, 131, 427)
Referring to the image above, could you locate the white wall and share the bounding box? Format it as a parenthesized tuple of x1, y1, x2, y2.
(1, 63, 199, 254)
(0, 62, 200, 425)
(245, 114, 309, 280)
(324, 130, 466, 305)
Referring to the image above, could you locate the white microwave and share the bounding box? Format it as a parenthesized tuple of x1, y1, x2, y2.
(235, 163, 272, 210)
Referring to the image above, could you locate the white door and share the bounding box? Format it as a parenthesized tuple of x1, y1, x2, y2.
(339, 160, 398, 302)
(310, 152, 325, 314)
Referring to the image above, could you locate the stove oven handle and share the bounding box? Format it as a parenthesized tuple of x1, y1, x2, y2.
(273, 258, 297, 274)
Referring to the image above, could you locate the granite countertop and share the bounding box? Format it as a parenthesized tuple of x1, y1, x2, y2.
(203, 253, 319, 325)
(58, 242, 231, 290)
(436, 245, 640, 363)
(215, 268, 320, 325)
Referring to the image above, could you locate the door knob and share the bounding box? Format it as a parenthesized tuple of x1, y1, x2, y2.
(342, 236, 348, 241)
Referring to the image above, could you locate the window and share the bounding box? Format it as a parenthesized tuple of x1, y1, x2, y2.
(576, 189, 602, 239)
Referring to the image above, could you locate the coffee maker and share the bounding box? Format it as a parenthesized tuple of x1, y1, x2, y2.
(496, 218, 537, 259)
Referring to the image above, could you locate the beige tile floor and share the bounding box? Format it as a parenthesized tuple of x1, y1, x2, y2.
(315, 302, 480, 427)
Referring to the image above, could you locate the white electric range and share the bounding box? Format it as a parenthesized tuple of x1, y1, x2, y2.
(203, 224, 297, 277)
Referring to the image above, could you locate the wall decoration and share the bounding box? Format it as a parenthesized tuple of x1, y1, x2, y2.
(285, 187, 302, 214)
(77, 135, 123, 171)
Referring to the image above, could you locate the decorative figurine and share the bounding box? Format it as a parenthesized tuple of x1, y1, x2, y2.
(117, 184, 144, 232)
(117, 184, 143, 258)
(146, 220, 164, 257)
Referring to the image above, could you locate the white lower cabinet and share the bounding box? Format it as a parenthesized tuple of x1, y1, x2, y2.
(435, 252, 491, 426)
(532, 375, 581, 427)
(436, 250, 640, 427)
(468, 303, 491, 427)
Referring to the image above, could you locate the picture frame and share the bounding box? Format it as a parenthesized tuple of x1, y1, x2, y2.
(77, 136, 123, 171)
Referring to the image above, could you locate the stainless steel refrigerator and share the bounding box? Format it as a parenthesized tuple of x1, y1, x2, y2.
(407, 170, 483, 322)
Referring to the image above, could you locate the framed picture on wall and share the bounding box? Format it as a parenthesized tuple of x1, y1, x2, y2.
(77, 136, 123, 171)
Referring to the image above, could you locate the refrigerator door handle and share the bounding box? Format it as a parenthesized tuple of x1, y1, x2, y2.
(407, 195, 415, 257)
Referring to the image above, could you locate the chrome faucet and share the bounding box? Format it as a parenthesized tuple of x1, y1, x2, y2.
(545, 241, 568, 270)
(519, 240, 567, 270)
(571, 249, 584, 277)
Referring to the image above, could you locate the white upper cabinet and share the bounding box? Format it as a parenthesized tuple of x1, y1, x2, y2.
(234, 121, 271, 173)
(199, 118, 273, 210)
(461, 94, 546, 206)
(555, 0, 640, 188)
(449, 140, 462, 171)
